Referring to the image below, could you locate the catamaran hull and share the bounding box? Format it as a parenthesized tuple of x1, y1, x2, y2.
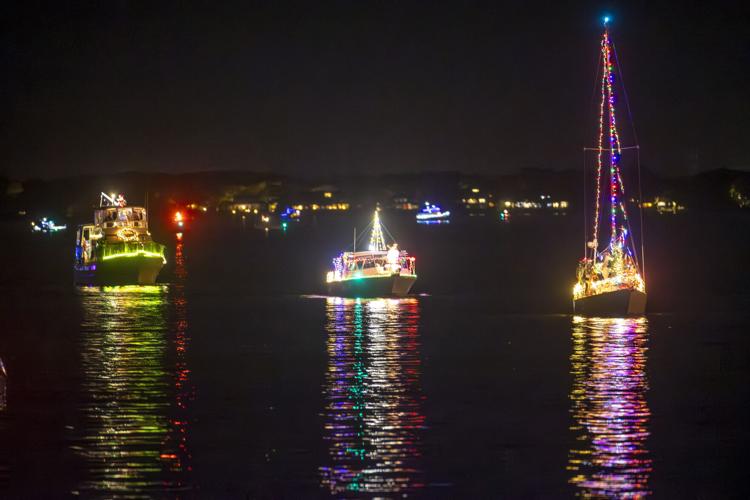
(574, 289, 647, 316)
(74, 256, 164, 286)
(327, 274, 416, 298)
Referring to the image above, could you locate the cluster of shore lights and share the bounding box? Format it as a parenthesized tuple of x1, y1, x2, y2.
(291, 203, 350, 211)
(503, 197, 569, 210)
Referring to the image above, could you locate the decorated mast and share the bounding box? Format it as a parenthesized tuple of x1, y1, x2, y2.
(369, 209, 387, 251)
(573, 18, 647, 315)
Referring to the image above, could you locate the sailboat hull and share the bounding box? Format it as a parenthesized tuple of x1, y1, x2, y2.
(327, 274, 416, 298)
(574, 289, 646, 316)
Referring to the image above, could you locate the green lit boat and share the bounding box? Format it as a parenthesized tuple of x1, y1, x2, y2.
(74, 192, 166, 286)
(326, 210, 417, 297)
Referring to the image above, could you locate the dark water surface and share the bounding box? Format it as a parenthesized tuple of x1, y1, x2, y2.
(0, 212, 749, 498)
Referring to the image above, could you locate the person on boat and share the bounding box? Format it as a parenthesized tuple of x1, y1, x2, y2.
(386, 244, 400, 272)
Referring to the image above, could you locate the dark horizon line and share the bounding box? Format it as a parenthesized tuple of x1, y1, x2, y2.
(5, 165, 750, 184)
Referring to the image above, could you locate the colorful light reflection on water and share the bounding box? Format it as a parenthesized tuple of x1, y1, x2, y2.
(319, 297, 425, 496)
(72, 236, 193, 497)
(567, 316, 652, 498)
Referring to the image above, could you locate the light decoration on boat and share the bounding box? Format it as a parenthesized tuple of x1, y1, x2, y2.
(416, 202, 451, 223)
(280, 207, 301, 221)
(174, 211, 184, 228)
(369, 210, 387, 252)
(327, 211, 417, 284)
(116, 227, 140, 242)
(575, 23, 644, 302)
(102, 249, 167, 264)
(100, 192, 127, 207)
(101, 242, 167, 264)
(31, 217, 67, 233)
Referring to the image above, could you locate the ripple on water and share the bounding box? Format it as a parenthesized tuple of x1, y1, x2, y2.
(72, 284, 192, 497)
(567, 316, 652, 498)
(319, 297, 426, 497)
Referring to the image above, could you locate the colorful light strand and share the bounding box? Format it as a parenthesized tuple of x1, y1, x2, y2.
(369, 210, 386, 252)
(593, 27, 631, 252)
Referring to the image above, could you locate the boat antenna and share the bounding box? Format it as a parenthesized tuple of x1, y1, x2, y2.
(353, 227, 356, 252)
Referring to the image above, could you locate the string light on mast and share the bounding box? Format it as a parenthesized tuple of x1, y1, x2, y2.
(592, 16, 630, 254)
(368, 209, 387, 251)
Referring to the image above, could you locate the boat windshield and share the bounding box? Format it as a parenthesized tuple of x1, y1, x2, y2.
(95, 207, 147, 226)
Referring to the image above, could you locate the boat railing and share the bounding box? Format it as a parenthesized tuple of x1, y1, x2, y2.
(573, 271, 645, 300)
(96, 240, 166, 260)
(329, 254, 416, 282)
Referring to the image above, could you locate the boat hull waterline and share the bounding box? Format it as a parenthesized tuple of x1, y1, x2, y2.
(74, 255, 164, 286)
(573, 288, 647, 316)
(327, 274, 416, 298)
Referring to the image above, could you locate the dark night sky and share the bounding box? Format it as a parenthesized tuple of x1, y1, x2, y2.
(2, 1, 749, 179)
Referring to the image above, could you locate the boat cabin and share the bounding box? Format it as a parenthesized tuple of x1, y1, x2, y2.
(94, 206, 149, 241)
(328, 250, 416, 283)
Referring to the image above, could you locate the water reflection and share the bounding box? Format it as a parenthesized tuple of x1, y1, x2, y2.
(162, 235, 194, 484)
(320, 297, 425, 496)
(73, 238, 194, 497)
(567, 316, 652, 498)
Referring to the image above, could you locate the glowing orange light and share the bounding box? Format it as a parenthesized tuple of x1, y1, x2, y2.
(174, 211, 183, 222)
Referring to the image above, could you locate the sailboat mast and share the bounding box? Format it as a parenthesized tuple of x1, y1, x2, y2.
(353, 227, 356, 252)
(369, 209, 386, 251)
(592, 27, 607, 261)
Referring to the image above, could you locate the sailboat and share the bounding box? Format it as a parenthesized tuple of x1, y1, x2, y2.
(573, 20, 647, 315)
(326, 210, 417, 297)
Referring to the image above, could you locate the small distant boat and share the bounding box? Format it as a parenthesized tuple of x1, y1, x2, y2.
(171, 209, 190, 232)
(30, 217, 67, 233)
(74, 192, 167, 286)
(279, 207, 300, 229)
(573, 21, 646, 316)
(254, 213, 282, 231)
(416, 202, 450, 223)
(327, 210, 417, 297)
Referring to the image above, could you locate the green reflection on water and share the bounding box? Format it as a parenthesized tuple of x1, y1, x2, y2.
(320, 297, 425, 496)
(74, 271, 192, 497)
